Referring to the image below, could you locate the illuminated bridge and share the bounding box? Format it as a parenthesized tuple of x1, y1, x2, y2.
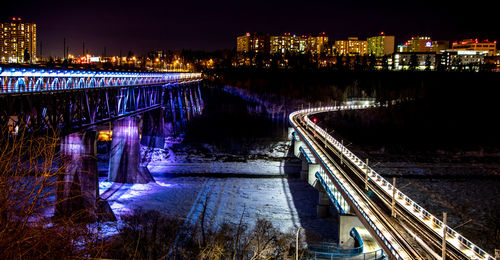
(289, 105, 493, 260)
(0, 66, 202, 133)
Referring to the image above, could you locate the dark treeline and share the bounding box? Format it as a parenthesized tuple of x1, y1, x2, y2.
(207, 69, 500, 151)
(208, 69, 499, 102)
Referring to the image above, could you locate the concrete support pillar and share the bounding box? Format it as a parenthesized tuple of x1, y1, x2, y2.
(317, 189, 330, 218)
(338, 214, 363, 247)
(293, 139, 303, 158)
(300, 156, 308, 181)
(109, 117, 154, 184)
(55, 130, 114, 222)
(307, 164, 320, 186)
(140, 109, 165, 149)
(287, 127, 295, 141)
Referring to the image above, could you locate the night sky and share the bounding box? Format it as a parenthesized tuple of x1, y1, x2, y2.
(2, 0, 499, 57)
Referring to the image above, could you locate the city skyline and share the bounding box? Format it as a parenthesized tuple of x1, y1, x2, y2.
(2, 0, 499, 57)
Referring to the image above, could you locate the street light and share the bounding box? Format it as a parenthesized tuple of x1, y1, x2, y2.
(296, 226, 303, 260)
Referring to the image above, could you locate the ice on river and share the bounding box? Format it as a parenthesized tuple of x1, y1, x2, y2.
(99, 176, 338, 242)
(98, 139, 338, 242)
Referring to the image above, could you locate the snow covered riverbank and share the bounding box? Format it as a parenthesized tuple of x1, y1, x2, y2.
(98, 139, 338, 244)
(99, 176, 338, 243)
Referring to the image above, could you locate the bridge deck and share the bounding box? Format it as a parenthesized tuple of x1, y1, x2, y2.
(290, 105, 494, 260)
(0, 66, 202, 94)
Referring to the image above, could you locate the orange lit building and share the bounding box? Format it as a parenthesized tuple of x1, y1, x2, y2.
(1, 17, 36, 63)
(451, 39, 497, 56)
(407, 36, 433, 52)
(236, 32, 270, 54)
(335, 37, 368, 56)
(306, 33, 328, 56)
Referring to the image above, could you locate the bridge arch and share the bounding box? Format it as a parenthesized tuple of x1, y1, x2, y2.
(65, 78, 74, 89)
(27, 78, 34, 91)
(7, 78, 13, 92)
(34, 78, 44, 91)
(50, 78, 60, 90)
(77, 78, 86, 89)
(60, 79, 67, 90)
(15, 77, 26, 92)
(88, 78, 96, 88)
(116, 77, 123, 86)
(98, 78, 105, 88)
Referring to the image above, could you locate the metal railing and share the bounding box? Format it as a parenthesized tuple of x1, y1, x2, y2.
(315, 171, 349, 214)
(0, 66, 202, 94)
(290, 104, 494, 260)
(291, 118, 407, 259)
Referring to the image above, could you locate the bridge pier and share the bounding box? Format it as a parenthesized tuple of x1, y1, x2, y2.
(300, 155, 309, 180)
(287, 127, 295, 141)
(338, 214, 363, 247)
(55, 130, 115, 222)
(317, 188, 331, 218)
(293, 138, 303, 158)
(140, 108, 165, 149)
(307, 164, 320, 186)
(109, 117, 154, 184)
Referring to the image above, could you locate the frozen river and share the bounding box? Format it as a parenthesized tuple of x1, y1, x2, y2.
(96, 83, 339, 243)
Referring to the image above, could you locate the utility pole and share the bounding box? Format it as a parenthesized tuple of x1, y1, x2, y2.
(391, 177, 396, 218)
(340, 140, 343, 165)
(63, 38, 66, 60)
(442, 212, 447, 260)
(324, 128, 327, 148)
(296, 226, 303, 260)
(39, 41, 43, 61)
(365, 158, 369, 191)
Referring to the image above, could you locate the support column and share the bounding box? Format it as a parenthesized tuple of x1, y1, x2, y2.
(140, 109, 165, 149)
(317, 189, 330, 218)
(293, 139, 303, 158)
(55, 130, 114, 222)
(287, 127, 295, 141)
(338, 214, 363, 247)
(307, 164, 320, 186)
(109, 117, 154, 184)
(300, 156, 308, 181)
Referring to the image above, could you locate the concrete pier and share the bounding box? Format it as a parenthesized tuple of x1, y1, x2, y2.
(109, 117, 154, 183)
(140, 109, 165, 149)
(317, 189, 331, 218)
(55, 130, 114, 221)
(339, 214, 363, 247)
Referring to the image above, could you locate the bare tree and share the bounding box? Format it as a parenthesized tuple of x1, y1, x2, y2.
(0, 127, 106, 258)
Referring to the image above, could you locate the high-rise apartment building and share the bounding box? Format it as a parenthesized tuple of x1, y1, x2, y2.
(236, 32, 270, 54)
(270, 33, 306, 54)
(367, 33, 395, 56)
(306, 33, 328, 56)
(236, 33, 251, 53)
(335, 37, 368, 56)
(269, 33, 328, 55)
(238, 32, 328, 56)
(1, 17, 36, 63)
